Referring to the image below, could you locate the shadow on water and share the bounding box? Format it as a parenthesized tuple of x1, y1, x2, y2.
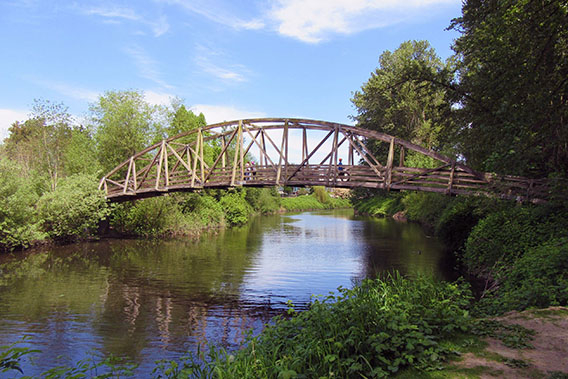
(0, 209, 455, 375)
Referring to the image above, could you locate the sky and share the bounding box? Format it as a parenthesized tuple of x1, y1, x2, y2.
(0, 0, 463, 141)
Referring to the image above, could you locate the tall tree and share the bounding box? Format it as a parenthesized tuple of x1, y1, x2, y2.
(3, 100, 73, 190)
(91, 90, 158, 173)
(450, 0, 568, 176)
(352, 40, 455, 165)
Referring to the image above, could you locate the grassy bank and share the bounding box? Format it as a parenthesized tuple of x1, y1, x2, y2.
(280, 186, 351, 211)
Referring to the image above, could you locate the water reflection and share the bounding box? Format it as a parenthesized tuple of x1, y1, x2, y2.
(0, 209, 453, 376)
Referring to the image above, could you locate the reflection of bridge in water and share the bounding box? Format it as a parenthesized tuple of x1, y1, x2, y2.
(100, 118, 550, 202)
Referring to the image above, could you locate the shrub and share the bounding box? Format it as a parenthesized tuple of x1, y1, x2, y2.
(0, 159, 43, 251)
(478, 238, 568, 314)
(463, 205, 568, 277)
(435, 197, 513, 251)
(312, 186, 330, 204)
(352, 191, 404, 217)
(179, 193, 224, 228)
(110, 196, 186, 237)
(402, 192, 448, 228)
(36, 174, 109, 241)
(205, 274, 472, 377)
(219, 190, 251, 226)
(244, 187, 280, 214)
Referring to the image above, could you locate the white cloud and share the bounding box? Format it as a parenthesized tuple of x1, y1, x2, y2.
(0, 109, 28, 141)
(190, 104, 265, 124)
(34, 79, 99, 102)
(124, 46, 174, 89)
(144, 90, 175, 106)
(268, 0, 457, 43)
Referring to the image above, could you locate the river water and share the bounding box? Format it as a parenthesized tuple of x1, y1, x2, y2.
(0, 209, 453, 376)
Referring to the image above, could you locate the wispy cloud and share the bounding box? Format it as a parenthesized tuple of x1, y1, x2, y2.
(159, 0, 264, 30)
(124, 46, 174, 89)
(190, 104, 265, 124)
(26, 77, 99, 102)
(195, 45, 250, 83)
(80, 5, 170, 37)
(0, 109, 28, 140)
(268, 0, 457, 43)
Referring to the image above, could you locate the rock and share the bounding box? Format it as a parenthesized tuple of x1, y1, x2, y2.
(392, 211, 407, 222)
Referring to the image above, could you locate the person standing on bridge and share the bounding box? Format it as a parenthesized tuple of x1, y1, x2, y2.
(338, 158, 345, 181)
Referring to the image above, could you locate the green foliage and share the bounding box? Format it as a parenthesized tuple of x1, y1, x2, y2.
(178, 192, 225, 228)
(219, 189, 252, 226)
(204, 274, 472, 378)
(463, 205, 568, 277)
(450, 0, 568, 176)
(36, 174, 110, 241)
(471, 320, 535, 349)
(280, 192, 350, 212)
(351, 191, 404, 217)
(478, 238, 568, 314)
(63, 127, 101, 176)
(0, 158, 43, 251)
(402, 192, 448, 228)
(245, 187, 281, 214)
(352, 40, 455, 158)
(3, 99, 74, 190)
(110, 196, 188, 237)
(91, 90, 159, 173)
(435, 197, 512, 251)
(0, 338, 40, 375)
(312, 185, 330, 204)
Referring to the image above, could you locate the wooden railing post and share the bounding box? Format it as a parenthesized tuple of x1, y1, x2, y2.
(447, 161, 456, 195)
(385, 137, 395, 190)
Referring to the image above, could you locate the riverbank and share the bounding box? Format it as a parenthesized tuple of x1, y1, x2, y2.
(1, 180, 351, 254)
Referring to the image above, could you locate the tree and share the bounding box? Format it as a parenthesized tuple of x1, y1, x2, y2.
(91, 90, 158, 173)
(3, 100, 73, 190)
(351, 40, 455, 164)
(449, 0, 568, 177)
(63, 127, 101, 176)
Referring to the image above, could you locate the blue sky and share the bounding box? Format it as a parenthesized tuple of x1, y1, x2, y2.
(0, 0, 462, 140)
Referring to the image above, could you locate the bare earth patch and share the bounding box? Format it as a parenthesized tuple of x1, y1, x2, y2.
(456, 307, 568, 378)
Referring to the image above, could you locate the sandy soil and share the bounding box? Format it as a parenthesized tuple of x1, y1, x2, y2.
(456, 307, 568, 378)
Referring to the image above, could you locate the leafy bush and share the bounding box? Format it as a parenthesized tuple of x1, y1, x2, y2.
(110, 196, 187, 237)
(177, 274, 472, 378)
(36, 174, 109, 241)
(478, 238, 568, 314)
(219, 189, 252, 226)
(435, 197, 513, 251)
(351, 191, 404, 217)
(312, 186, 330, 204)
(0, 159, 43, 251)
(463, 205, 568, 277)
(245, 187, 281, 214)
(179, 193, 225, 228)
(402, 192, 448, 228)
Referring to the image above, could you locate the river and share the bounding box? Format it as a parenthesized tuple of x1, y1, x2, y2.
(0, 209, 454, 376)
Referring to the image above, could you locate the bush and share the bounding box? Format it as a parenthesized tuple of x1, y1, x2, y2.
(312, 186, 330, 204)
(351, 191, 404, 217)
(110, 196, 186, 237)
(219, 190, 251, 226)
(402, 192, 448, 228)
(0, 159, 43, 251)
(36, 174, 109, 241)
(206, 274, 472, 378)
(179, 193, 225, 228)
(245, 187, 280, 214)
(463, 205, 568, 277)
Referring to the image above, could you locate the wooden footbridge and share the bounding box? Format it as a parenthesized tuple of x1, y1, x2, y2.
(99, 118, 549, 202)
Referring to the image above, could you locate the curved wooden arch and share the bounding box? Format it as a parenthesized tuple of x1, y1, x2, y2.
(99, 118, 548, 202)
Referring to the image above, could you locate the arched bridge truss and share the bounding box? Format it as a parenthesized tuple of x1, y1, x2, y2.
(100, 118, 548, 202)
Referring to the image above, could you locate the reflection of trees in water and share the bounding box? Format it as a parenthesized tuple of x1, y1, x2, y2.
(357, 216, 453, 280)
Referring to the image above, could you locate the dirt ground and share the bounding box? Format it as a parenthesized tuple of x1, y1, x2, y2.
(456, 307, 568, 378)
